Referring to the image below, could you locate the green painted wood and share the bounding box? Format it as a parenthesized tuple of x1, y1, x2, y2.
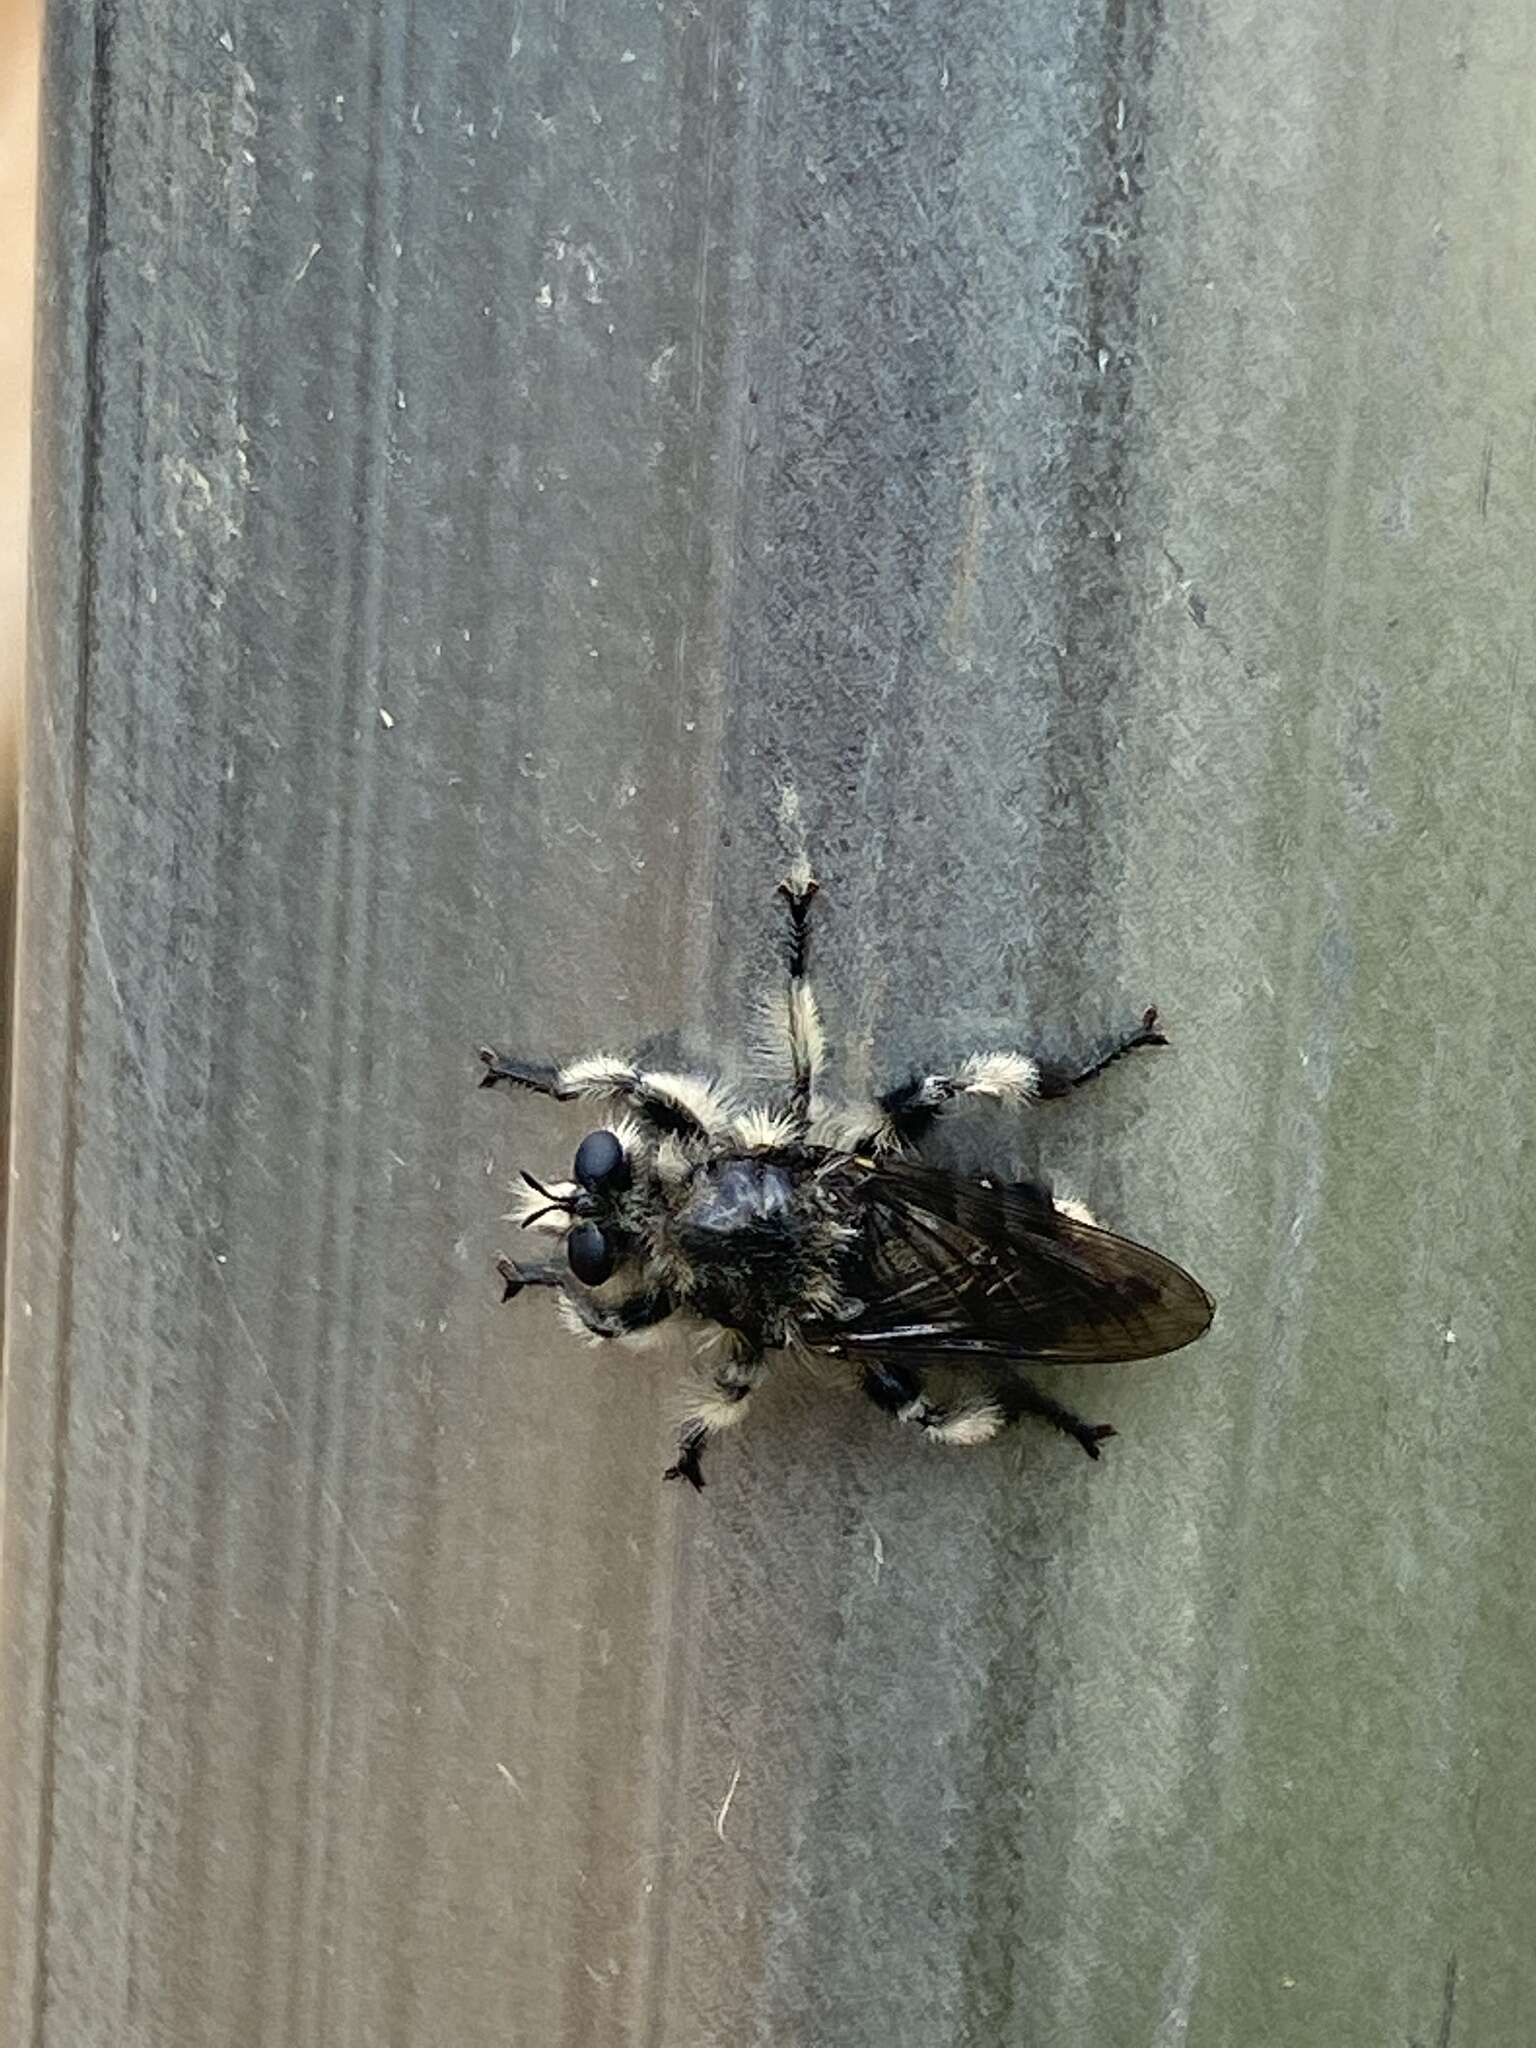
(4, 3, 1533, 2043)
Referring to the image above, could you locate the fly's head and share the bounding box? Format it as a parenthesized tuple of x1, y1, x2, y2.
(513, 1123, 649, 1287)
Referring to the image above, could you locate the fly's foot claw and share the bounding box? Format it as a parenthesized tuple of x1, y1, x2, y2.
(663, 1448, 706, 1490)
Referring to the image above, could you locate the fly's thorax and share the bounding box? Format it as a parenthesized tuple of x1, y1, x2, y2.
(657, 1150, 851, 1333)
(674, 1157, 798, 1240)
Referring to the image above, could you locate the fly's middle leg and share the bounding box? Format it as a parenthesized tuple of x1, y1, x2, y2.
(664, 1334, 766, 1489)
(764, 858, 824, 1127)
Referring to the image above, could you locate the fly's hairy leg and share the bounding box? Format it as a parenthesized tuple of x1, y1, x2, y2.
(868, 1008, 1167, 1145)
(664, 1335, 766, 1490)
(874, 1051, 1043, 1146)
(859, 1358, 1114, 1459)
(478, 1047, 733, 1144)
(495, 1256, 675, 1338)
(769, 860, 824, 1130)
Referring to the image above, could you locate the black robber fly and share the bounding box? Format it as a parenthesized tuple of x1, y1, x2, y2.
(479, 844, 1213, 1489)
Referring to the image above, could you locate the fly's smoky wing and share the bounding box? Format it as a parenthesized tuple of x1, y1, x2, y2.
(809, 1153, 1214, 1367)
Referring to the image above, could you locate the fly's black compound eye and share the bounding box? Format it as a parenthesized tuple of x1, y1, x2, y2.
(574, 1128, 631, 1193)
(567, 1221, 615, 1287)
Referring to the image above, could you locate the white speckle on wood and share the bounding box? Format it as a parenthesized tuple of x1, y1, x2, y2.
(714, 1764, 742, 1841)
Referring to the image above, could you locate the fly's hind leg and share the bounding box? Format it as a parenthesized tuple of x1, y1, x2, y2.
(664, 1333, 765, 1489)
(1033, 1007, 1168, 1099)
(994, 1379, 1117, 1459)
(859, 1360, 1012, 1446)
(872, 1052, 1043, 1147)
(859, 1359, 1115, 1461)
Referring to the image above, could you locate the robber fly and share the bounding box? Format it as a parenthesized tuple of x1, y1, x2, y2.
(479, 853, 1213, 1489)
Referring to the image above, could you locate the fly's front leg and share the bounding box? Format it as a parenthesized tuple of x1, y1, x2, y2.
(495, 1256, 675, 1340)
(664, 1333, 765, 1490)
(560, 1286, 676, 1343)
(479, 1046, 733, 1144)
(494, 1255, 564, 1302)
(478, 1054, 568, 1099)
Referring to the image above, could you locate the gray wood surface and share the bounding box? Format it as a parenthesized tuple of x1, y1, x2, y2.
(5, 2, 1534, 2043)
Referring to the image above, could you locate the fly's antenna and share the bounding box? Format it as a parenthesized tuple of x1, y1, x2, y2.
(519, 1170, 574, 1231)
